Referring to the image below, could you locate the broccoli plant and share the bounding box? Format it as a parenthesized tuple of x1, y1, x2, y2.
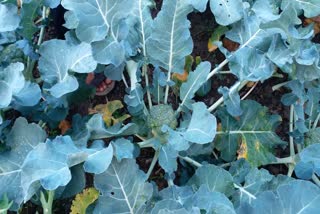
(1, 0, 320, 213)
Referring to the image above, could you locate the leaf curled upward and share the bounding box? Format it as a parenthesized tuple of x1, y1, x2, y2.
(70, 188, 99, 214)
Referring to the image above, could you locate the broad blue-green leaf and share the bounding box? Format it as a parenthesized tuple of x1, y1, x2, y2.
(209, 0, 243, 26)
(151, 200, 193, 214)
(180, 62, 211, 107)
(104, 63, 125, 81)
(305, 86, 320, 125)
(23, 135, 115, 201)
(19, 0, 41, 40)
(146, 0, 194, 74)
(61, 0, 131, 43)
(94, 158, 153, 213)
(215, 100, 285, 166)
(281, 0, 320, 18)
(0, 32, 16, 45)
(22, 136, 83, 193)
(159, 144, 178, 173)
(237, 180, 320, 214)
(196, 79, 211, 97)
(296, 60, 320, 82)
(229, 159, 251, 184)
(251, 0, 280, 23)
(61, 0, 133, 66)
(261, 4, 301, 39)
(266, 34, 293, 71)
(86, 114, 138, 139)
(188, 0, 208, 12)
(124, 61, 145, 116)
(39, 39, 97, 98)
(229, 47, 276, 81)
(295, 144, 320, 179)
(226, 14, 269, 49)
(63, 11, 78, 29)
(91, 39, 126, 66)
(190, 185, 236, 214)
(55, 164, 86, 199)
(0, 80, 11, 108)
(162, 125, 190, 151)
(0, 194, 12, 213)
(295, 162, 313, 180)
(225, 14, 276, 81)
(159, 185, 194, 204)
(0, 118, 46, 210)
(83, 140, 113, 174)
(124, 84, 145, 116)
(218, 86, 242, 117)
(13, 81, 41, 107)
(0, 3, 20, 32)
(129, 0, 154, 57)
(233, 168, 273, 206)
(184, 102, 217, 144)
(0, 63, 40, 108)
(188, 164, 234, 197)
(111, 138, 139, 161)
(151, 67, 165, 104)
(44, 0, 60, 8)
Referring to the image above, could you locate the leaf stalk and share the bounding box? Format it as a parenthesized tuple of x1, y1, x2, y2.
(146, 150, 160, 179)
(40, 190, 54, 214)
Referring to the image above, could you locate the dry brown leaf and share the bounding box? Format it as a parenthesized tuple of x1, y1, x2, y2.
(222, 38, 240, 52)
(59, 120, 71, 135)
(304, 16, 320, 35)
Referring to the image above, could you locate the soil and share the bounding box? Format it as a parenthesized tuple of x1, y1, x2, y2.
(13, 1, 320, 213)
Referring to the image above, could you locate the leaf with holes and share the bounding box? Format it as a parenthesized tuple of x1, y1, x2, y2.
(209, 0, 243, 26)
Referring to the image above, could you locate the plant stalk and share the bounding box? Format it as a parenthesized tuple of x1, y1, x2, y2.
(40, 190, 54, 214)
(273, 156, 295, 165)
(234, 183, 257, 200)
(146, 150, 160, 179)
(312, 174, 320, 187)
(272, 80, 290, 91)
(208, 81, 248, 112)
(137, 138, 155, 148)
(122, 73, 129, 88)
(207, 59, 229, 80)
(178, 155, 203, 168)
(26, 6, 49, 79)
(312, 112, 320, 129)
(286, 105, 296, 176)
(143, 64, 153, 109)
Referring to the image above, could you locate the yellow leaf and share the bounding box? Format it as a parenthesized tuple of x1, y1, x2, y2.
(172, 55, 194, 83)
(246, 81, 255, 88)
(208, 41, 218, 52)
(70, 188, 99, 214)
(237, 140, 248, 160)
(89, 100, 130, 127)
(172, 70, 189, 82)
